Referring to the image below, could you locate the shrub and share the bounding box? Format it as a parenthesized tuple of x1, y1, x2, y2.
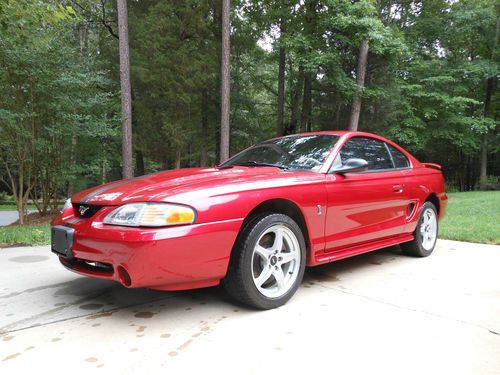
(479, 176, 500, 191)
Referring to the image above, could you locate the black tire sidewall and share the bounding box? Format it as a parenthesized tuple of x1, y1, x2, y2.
(413, 202, 439, 256)
(238, 213, 306, 309)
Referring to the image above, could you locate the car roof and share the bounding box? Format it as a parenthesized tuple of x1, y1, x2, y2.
(276, 131, 421, 170)
(280, 130, 383, 139)
(283, 131, 349, 136)
(282, 130, 386, 142)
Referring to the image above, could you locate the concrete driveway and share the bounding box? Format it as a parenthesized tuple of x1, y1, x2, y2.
(0, 211, 20, 226)
(0, 211, 37, 226)
(1, 240, 499, 374)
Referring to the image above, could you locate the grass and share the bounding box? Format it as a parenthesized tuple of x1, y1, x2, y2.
(439, 191, 500, 245)
(0, 191, 498, 247)
(0, 225, 50, 247)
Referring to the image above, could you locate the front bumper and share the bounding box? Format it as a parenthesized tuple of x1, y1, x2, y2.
(52, 207, 243, 291)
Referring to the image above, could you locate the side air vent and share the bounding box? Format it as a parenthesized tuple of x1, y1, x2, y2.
(407, 202, 416, 217)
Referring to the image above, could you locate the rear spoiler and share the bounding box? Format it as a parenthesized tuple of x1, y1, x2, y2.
(422, 162, 442, 170)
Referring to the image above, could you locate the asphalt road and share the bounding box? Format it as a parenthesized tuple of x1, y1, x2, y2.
(1, 240, 499, 374)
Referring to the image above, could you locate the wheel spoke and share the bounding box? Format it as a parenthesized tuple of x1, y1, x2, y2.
(273, 267, 286, 290)
(271, 227, 284, 252)
(423, 212, 429, 226)
(279, 251, 295, 265)
(428, 214, 436, 228)
(255, 245, 272, 260)
(255, 265, 273, 287)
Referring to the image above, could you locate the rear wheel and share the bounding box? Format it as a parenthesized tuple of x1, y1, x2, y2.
(223, 213, 306, 310)
(401, 201, 438, 257)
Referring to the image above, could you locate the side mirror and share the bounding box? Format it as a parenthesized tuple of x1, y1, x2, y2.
(332, 158, 368, 174)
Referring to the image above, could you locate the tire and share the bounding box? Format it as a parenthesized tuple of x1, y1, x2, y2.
(223, 213, 306, 310)
(401, 201, 438, 257)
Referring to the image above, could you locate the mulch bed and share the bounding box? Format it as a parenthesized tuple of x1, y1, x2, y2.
(9, 209, 60, 226)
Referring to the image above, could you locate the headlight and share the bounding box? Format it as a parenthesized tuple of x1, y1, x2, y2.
(103, 203, 196, 227)
(61, 198, 72, 213)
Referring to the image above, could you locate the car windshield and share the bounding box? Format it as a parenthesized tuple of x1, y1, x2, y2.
(222, 134, 340, 172)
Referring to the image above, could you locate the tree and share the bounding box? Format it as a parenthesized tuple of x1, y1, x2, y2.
(2, 0, 498, 198)
(128, 0, 218, 170)
(220, 0, 231, 163)
(117, 0, 133, 178)
(480, 12, 500, 187)
(276, 17, 286, 136)
(347, 39, 369, 131)
(0, 0, 119, 222)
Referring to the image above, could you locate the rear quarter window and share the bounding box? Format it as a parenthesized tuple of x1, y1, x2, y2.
(387, 144, 410, 169)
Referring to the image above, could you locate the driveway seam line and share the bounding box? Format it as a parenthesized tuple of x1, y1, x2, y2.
(315, 282, 500, 336)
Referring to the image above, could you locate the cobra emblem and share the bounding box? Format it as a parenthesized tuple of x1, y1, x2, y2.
(79, 205, 90, 216)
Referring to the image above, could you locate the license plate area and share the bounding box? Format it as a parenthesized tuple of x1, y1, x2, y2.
(51, 225, 75, 258)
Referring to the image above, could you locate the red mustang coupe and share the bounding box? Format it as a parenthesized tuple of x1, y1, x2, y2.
(52, 131, 447, 309)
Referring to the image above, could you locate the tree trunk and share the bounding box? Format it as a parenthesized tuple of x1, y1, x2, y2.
(300, 72, 312, 132)
(200, 89, 209, 166)
(276, 19, 286, 137)
(479, 133, 488, 187)
(288, 66, 304, 134)
(135, 149, 145, 176)
(18, 162, 25, 225)
(299, 1, 317, 133)
(162, 154, 170, 171)
(335, 101, 342, 129)
(219, 0, 231, 163)
(69, 26, 88, 196)
(117, 0, 133, 179)
(210, 0, 222, 163)
(348, 39, 369, 131)
(479, 16, 499, 188)
(102, 157, 107, 185)
(175, 146, 181, 169)
(67, 133, 77, 197)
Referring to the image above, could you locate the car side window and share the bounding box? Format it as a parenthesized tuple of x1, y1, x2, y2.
(387, 144, 410, 169)
(339, 137, 394, 171)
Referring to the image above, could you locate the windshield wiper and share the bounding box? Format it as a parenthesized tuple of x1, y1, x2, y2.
(232, 161, 289, 170)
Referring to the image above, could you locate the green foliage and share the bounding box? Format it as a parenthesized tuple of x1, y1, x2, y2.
(0, 0, 499, 204)
(0, 225, 50, 246)
(383, 0, 499, 189)
(0, 0, 120, 214)
(0, 192, 14, 205)
(478, 175, 500, 191)
(129, 0, 219, 167)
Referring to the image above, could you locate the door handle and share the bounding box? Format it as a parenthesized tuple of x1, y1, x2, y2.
(393, 184, 405, 192)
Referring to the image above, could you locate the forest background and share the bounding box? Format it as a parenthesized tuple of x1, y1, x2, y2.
(0, 0, 498, 223)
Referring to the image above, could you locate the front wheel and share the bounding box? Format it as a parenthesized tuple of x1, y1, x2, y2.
(401, 201, 438, 257)
(223, 213, 306, 310)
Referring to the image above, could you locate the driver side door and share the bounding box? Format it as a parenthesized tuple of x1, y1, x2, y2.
(324, 136, 411, 252)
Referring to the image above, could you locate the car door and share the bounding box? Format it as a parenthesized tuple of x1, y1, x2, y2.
(385, 143, 418, 233)
(323, 136, 411, 252)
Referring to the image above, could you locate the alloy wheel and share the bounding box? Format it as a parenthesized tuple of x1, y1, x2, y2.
(251, 224, 301, 299)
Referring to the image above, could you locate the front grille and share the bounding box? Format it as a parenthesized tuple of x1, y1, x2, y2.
(73, 203, 103, 218)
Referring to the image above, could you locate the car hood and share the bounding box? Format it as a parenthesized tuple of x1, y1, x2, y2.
(71, 166, 325, 206)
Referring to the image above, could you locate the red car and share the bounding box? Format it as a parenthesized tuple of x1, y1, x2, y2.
(51, 131, 447, 309)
